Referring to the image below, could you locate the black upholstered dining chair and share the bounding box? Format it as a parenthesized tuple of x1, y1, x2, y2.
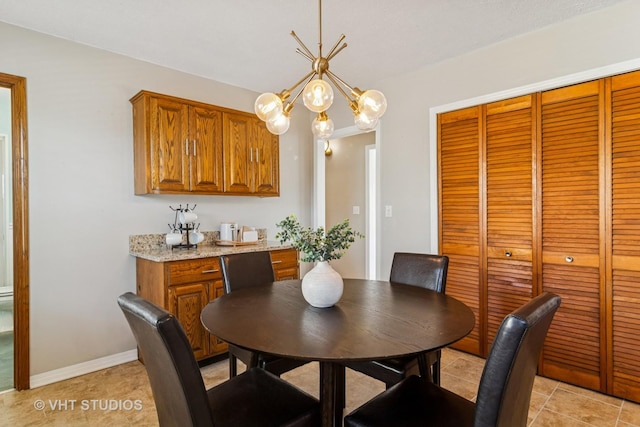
(219, 252, 309, 377)
(118, 292, 320, 427)
(344, 292, 561, 427)
(345, 252, 449, 387)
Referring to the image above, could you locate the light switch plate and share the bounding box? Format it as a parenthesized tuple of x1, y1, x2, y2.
(385, 205, 393, 217)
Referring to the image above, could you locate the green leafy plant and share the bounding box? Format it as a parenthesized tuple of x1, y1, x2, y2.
(276, 214, 364, 262)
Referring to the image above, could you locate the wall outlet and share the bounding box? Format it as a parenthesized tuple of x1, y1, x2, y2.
(385, 205, 393, 217)
(352, 206, 360, 215)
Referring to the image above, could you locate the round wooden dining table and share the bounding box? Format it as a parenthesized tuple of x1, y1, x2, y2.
(200, 278, 475, 427)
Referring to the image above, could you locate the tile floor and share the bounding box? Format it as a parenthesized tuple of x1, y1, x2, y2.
(1, 348, 640, 426)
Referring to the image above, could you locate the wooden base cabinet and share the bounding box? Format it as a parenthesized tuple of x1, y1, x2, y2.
(438, 69, 640, 403)
(135, 248, 299, 360)
(136, 257, 226, 360)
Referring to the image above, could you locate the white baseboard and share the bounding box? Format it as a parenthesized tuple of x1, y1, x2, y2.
(30, 349, 139, 389)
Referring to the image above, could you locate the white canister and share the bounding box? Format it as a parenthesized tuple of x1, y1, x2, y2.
(220, 223, 237, 241)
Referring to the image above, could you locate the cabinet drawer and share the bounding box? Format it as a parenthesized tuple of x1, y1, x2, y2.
(270, 249, 298, 268)
(168, 258, 221, 285)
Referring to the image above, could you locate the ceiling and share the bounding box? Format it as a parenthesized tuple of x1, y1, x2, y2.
(0, 0, 628, 94)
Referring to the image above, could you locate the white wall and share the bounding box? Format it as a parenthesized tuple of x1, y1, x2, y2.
(374, 0, 640, 279)
(0, 22, 314, 375)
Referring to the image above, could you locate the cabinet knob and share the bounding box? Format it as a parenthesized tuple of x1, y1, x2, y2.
(565, 256, 574, 263)
(505, 251, 512, 257)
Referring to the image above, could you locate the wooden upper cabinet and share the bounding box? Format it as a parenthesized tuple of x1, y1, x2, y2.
(146, 96, 190, 193)
(223, 112, 253, 194)
(253, 119, 280, 195)
(131, 90, 278, 196)
(223, 112, 280, 196)
(190, 105, 223, 192)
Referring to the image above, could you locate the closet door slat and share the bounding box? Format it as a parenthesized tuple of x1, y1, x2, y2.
(539, 81, 604, 391)
(610, 70, 640, 401)
(439, 106, 482, 355)
(485, 96, 535, 348)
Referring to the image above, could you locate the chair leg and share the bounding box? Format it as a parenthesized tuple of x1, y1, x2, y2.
(229, 353, 238, 377)
(432, 360, 441, 386)
(337, 365, 346, 409)
(417, 353, 433, 382)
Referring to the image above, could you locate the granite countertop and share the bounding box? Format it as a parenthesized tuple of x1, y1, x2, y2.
(129, 230, 294, 262)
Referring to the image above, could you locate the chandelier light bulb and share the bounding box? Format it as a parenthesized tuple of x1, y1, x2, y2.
(302, 79, 334, 113)
(266, 111, 291, 135)
(354, 111, 378, 131)
(357, 89, 387, 120)
(311, 113, 335, 139)
(254, 92, 283, 122)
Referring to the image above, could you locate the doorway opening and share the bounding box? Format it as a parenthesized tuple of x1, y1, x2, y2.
(0, 120, 12, 390)
(0, 72, 30, 391)
(314, 124, 381, 280)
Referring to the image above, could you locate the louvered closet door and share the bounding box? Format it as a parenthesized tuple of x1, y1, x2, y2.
(539, 80, 605, 391)
(485, 96, 536, 349)
(609, 70, 640, 401)
(438, 106, 483, 355)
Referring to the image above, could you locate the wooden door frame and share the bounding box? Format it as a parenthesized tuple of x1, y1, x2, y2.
(0, 72, 29, 390)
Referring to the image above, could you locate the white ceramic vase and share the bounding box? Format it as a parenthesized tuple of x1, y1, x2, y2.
(301, 261, 344, 308)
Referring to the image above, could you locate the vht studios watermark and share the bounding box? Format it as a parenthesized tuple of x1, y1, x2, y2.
(33, 399, 143, 411)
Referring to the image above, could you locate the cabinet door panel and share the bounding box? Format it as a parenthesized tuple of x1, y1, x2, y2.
(168, 283, 209, 360)
(485, 96, 535, 347)
(610, 71, 640, 400)
(151, 97, 190, 192)
(209, 280, 228, 355)
(254, 119, 280, 195)
(439, 106, 482, 355)
(540, 82, 604, 391)
(190, 106, 223, 192)
(223, 112, 253, 194)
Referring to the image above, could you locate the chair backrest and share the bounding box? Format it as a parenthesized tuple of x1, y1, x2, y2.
(219, 251, 275, 294)
(389, 252, 449, 293)
(474, 292, 561, 427)
(117, 292, 213, 427)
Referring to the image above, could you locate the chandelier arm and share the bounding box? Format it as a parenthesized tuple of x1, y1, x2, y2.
(290, 31, 315, 60)
(289, 72, 319, 106)
(324, 71, 357, 108)
(295, 48, 315, 63)
(325, 69, 356, 98)
(325, 34, 346, 60)
(326, 43, 348, 61)
(284, 70, 317, 96)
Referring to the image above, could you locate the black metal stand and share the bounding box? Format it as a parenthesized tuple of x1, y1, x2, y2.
(168, 204, 199, 250)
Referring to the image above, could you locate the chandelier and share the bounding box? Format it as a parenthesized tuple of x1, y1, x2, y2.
(254, 0, 387, 139)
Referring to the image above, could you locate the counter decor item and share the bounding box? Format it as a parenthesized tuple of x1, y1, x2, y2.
(215, 224, 261, 246)
(167, 204, 200, 250)
(276, 214, 363, 308)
